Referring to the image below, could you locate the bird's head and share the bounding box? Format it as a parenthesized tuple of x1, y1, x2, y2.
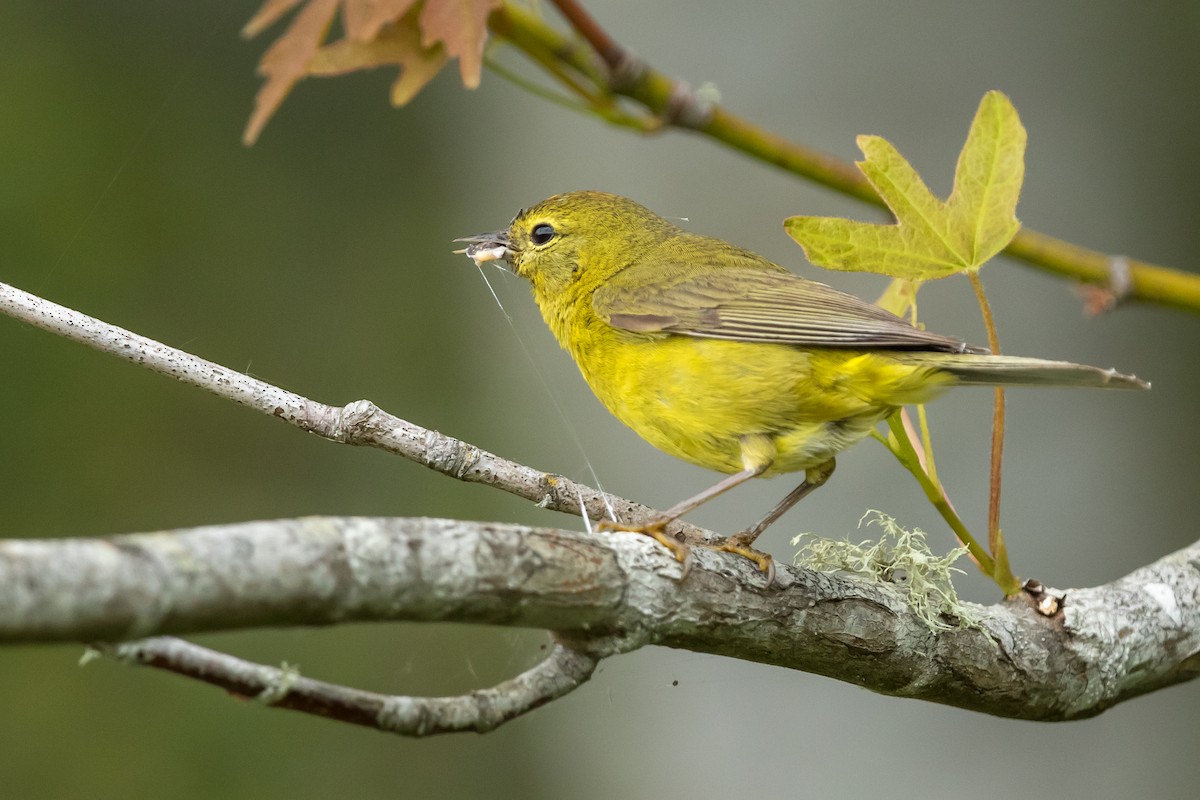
(456, 191, 679, 298)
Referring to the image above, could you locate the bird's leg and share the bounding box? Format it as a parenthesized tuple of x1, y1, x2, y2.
(717, 458, 837, 579)
(599, 434, 774, 567)
(598, 466, 763, 566)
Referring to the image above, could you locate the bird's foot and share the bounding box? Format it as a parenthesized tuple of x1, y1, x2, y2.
(598, 518, 693, 576)
(595, 521, 776, 584)
(714, 531, 777, 586)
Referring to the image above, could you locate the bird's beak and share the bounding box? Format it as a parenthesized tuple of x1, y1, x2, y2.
(453, 230, 512, 266)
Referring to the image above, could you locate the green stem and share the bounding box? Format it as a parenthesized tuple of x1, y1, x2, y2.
(915, 403, 938, 486)
(484, 56, 658, 132)
(968, 272, 1005, 551)
(1004, 228, 1200, 314)
(966, 273, 1019, 594)
(490, 4, 607, 86)
(881, 415, 994, 578)
(492, 3, 1200, 315)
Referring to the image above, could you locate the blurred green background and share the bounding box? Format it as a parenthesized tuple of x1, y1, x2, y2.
(2, 1, 1198, 797)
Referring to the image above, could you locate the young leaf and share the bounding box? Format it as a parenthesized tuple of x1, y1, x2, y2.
(309, 7, 448, 107)
(243, 0, 340, 146)
(243, 0, 499, 145)
(243, 0, 306, 39)
(419, 0, 500, 89)
(342, 0, 420, 41)
(874, 277, 920, 319)
(785, 91, 1026, 280)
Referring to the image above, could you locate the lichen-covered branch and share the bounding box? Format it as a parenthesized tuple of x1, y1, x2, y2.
(3, 517, 1197, 723)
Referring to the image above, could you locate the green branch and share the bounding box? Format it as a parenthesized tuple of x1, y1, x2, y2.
(492, 2, 1200, 315)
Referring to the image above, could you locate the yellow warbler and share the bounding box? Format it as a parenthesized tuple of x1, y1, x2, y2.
(457, 191, 1146, 574)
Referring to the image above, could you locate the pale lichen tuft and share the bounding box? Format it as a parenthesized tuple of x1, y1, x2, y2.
(792, 511, 984, 631)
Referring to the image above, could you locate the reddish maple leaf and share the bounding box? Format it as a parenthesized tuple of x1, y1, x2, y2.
(310, 6, 448, 106)
(342, 0, 420, 41)
(243, 0, 340, 145)
(243, 0, 500, 144)
(419, 0, 499, 89)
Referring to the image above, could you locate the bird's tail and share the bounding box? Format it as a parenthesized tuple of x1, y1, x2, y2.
(902, 353, 1149, 390)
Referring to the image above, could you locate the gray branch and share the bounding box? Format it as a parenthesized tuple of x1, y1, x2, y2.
(0, 281, 710, 544)
(3, 517, 1197, 724)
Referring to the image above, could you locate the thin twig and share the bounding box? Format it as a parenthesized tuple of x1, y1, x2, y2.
(96, 636, 598, 736)
(0, 280, 714, 545)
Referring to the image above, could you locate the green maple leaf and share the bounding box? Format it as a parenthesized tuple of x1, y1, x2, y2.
(785, 91, 1027, 280)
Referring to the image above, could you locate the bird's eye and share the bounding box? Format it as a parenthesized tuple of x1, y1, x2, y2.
(530, 223, 556, 245)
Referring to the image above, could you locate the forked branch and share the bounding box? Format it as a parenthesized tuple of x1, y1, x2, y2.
(1, 517, 1197, 728)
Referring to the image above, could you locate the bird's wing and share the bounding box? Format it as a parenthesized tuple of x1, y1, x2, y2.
(592, 257, 979, 352)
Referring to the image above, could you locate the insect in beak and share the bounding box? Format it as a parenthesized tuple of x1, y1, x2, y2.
(453, 231, 512, 267)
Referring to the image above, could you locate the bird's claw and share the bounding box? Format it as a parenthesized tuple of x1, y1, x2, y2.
(597, 518, 693, 578)
(716, 533, 777, 586)
(595, 520, 774, 585)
